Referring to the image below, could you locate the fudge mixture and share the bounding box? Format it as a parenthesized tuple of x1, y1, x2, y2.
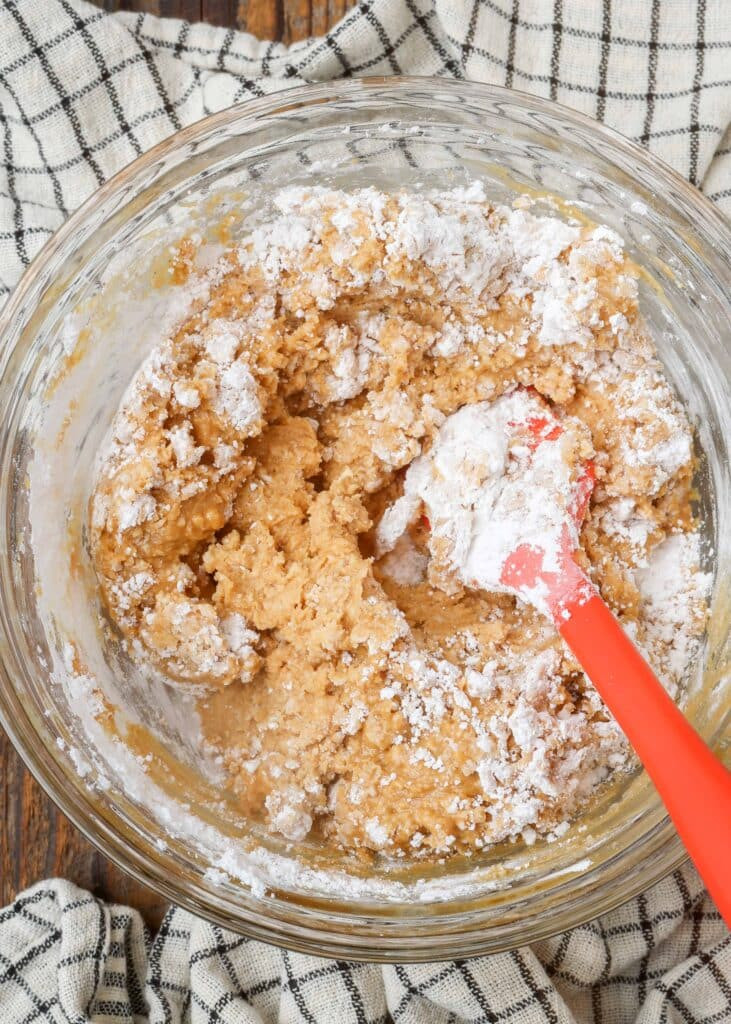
(90, 183, 709, 858)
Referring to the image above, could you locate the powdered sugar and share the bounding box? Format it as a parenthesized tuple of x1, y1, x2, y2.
(167, 422, 204, 469)
(229, 181, 636, 378)
(470, 647, 622, 834)
(172, 381, 200, 409)
(203, 321, 242, 366)
(378, 533, 428, 586)
(587, 354, 693, 495)
(108, 571, 155, 616)
(364, 818, 390, 848)
(322, 322, 372, 402)
(385, 182, 512, 301)
(377, 391, 593, 615)
(140, 596, 260, 685)
(220, 613, 258, 664)
(213, 357, 261, 435)
(637, 533, 712, 687)
(265, 790, 313, 843)
(504, 207, 580, 277)
(601, 498, 657, 565)
(117, 492, 157, 532)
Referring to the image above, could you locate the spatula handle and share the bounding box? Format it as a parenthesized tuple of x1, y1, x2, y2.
(559, 594, 731, 926)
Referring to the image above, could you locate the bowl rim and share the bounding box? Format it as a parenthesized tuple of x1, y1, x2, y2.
(0, 75, 728, 960)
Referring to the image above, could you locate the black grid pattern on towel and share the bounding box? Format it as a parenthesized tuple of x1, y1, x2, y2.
(0, 873, 729, 1023)
(0, 0, 729, 302)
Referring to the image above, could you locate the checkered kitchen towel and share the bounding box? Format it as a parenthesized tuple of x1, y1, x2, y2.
(1, 0, 730, 301)
(0, 1, 729, 1022)
(0, 870, 728, 1023)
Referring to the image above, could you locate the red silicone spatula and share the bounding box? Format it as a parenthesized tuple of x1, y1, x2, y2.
(499, 408, 731, 926)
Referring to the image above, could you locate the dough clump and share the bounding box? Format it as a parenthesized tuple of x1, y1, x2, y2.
(91, 185, 709, 858)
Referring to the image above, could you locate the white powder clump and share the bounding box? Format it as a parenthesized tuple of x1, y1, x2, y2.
(503, 207, 580, 278)
(220, 612, 260, 683)
(601, 498, 656, 565)
(608, 312, 629, 337)
(173, 381, 200, 409)
(531, 265, 595, 349)
(378, 533, 428, 586)
(377, 390, 593, 615)
(166, 422, 204, 469)
(140, 597, 259, 685)
(465, 661, 499, 699)
(117, 492, 157, 532)
(433, 318, 467, 357)
(501, 208, 615, 355)
(386, 182, 512, 301)
(238, 207, 317, 283)
(90, 492, 110, 532)
(637, 533, 711, 688)
(110, 571, 155, 614)
(214, 357, 262, 435)
(322, 323, 371, 402)
(204, 322, 241, 366)
(220, 612, 257, 656)
(472, 649, 625, 834)
(364, 818, 390, 848)
(213, 443, 238, 473)
(588, 356, 693, 495)
(383, 647, 465, 741)
(337, 702, 369, 737)
(266, 790, 313, 843)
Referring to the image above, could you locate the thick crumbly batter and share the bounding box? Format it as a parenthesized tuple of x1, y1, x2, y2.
(91, 184, 709, 858)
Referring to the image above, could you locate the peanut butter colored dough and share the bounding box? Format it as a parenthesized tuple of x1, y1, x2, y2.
(91, 185, 709, 858)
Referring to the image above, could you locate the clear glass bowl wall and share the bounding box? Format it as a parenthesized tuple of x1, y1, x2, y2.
(0, 79, 728, 961)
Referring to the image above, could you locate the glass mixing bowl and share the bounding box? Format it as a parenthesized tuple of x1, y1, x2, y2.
(0, 78, 728, 961)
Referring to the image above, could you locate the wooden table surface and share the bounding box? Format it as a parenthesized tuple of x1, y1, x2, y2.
(99, 0, 355, 44)
(0, 0, 353, 930)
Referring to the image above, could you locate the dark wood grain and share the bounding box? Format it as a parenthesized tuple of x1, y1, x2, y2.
(0, 730, 169, 927)
(4, 0, 355, 926)
(99, 0, 356, 43)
